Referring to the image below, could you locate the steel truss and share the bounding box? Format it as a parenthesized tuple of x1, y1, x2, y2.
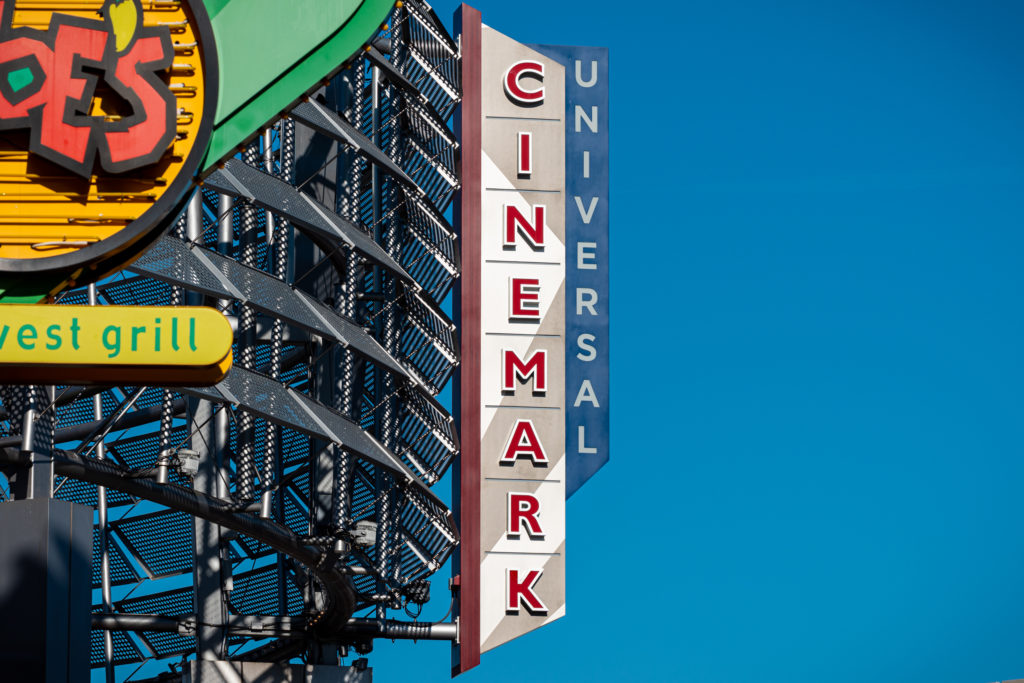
(0, 1, 461, 678)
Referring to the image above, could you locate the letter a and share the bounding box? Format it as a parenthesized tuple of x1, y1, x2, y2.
(573, 379, 601, 408)
(500, 419, 548, 466)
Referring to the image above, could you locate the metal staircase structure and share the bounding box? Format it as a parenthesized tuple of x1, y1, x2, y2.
(0, 2, 461, 678)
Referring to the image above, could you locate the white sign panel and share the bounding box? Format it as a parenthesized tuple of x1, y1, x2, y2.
(454, 7, 566, 671)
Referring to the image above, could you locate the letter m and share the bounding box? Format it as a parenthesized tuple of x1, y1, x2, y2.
(502, 348, 547, 395)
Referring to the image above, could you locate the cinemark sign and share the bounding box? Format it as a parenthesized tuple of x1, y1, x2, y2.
(454, 6, 567, 673)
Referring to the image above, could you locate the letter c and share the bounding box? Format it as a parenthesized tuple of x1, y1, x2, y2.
(504, 60, 544, 105)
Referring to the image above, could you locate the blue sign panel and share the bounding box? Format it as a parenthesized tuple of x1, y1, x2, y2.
(534, 44, 609, 498)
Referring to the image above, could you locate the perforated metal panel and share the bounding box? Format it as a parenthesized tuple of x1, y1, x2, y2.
(205, 159, 412, 284)
(228, 565, 304, 616)
(290, 99, 417, 189)
(114, 511, 195, 579)
(132, 236, 411, 379)
(92, 530, 137, 587)
(90, 630, 143, 667)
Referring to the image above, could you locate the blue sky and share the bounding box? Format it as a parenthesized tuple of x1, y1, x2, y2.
(369, 0, 1024, 681)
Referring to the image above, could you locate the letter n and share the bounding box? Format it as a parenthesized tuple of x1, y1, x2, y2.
(504, 204, 545, 248)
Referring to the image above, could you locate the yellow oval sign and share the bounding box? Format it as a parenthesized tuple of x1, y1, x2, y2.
(0, 305, 232, 385)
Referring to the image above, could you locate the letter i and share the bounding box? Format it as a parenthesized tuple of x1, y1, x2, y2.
(518, 132, 532, 177)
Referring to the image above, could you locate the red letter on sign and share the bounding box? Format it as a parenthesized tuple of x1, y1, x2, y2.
(507, 493, 543, 539)
(506, 568, 547, 615)
(510, 278, 541, 320)
(500, 419, 548, 466)
(103, 34, 175, 170)
(503, 60, 544, 105)
(518, 131, 532, 177)
(41, 23, 107, 171)
(502, 348, 547, 395)
(503, 204, 545, 248)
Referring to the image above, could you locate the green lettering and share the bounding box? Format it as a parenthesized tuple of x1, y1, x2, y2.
(17, 324, 36, 350)
(131, 325, 146, 351)
(189, 317, 197, 352)
(70, 318, 80, 350)
(45, 324, 61, 350)
(154, 318, 161, 352)
(171, 317, 179, 351)
(102, 325, 121, 358)
(0, 324, 8, 349)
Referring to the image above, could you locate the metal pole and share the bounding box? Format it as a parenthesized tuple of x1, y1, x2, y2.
(217, 195, 233, 256)
(16, 387, 53, 500)
(237, 142, 261, 504)
(191, 400, 226, 660)
(262, 127, 276, 245)
(89, 284, 115, 683)
(381, 13, 404, 585)
(186, 190, 203, 244)
(187, 191, 226, 660)
(158, 212, 188, 483)
(260, 126, 279, 520)
(371, 66, 382, 244)
(332, 63, 363, 556)
(275, 117, 294, 614)
(216, 192, 233, 502)
(369, 62, 390, 622)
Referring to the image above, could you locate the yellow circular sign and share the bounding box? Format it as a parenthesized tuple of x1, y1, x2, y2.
(0, 0, 216, 294)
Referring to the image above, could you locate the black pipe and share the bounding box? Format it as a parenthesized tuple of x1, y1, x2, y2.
(0, 446, 357, 636)
(90, 612, 456, 641)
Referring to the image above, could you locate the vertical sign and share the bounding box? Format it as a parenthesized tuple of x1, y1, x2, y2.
(454, 5, 566, 674)
(533, 45, 610, 497)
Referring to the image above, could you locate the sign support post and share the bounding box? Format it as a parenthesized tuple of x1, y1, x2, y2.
(453, 4, 483, 675)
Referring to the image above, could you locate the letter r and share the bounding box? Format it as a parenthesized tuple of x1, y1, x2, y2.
(507, 493, 543, 539)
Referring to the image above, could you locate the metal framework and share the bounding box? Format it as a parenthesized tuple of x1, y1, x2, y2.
(0, 2, 461, 679)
